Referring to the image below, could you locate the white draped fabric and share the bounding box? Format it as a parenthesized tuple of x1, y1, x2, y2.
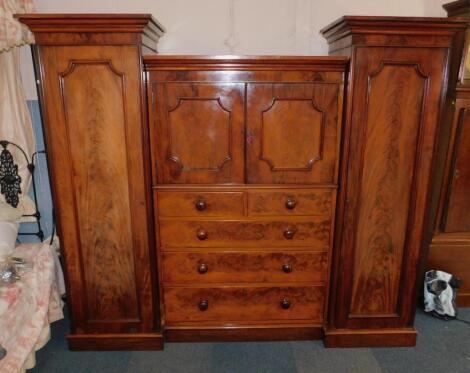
(0, 0, 36, 218)
(0, 0, 34, 52)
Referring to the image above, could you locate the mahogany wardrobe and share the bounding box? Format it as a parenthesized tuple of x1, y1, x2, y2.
(17, 12, 466, 350)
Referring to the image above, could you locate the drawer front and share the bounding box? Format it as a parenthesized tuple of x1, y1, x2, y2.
(247, 189, 333, 216)
(162, 251, 328, 284)
(157, 191, 244, 217)
(159, 218, 331, 248)
(164, 286, 324, 323)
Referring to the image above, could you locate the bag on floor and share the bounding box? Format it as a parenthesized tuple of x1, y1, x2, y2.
(424, 270, 461, 319)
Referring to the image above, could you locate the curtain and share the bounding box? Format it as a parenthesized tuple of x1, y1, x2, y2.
(0, 0, 36, 218)
(0, 0, 35, 52)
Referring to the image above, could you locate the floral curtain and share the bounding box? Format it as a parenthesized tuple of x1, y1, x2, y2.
(0, 0, 34, 51)
(0, 0, 36, 218)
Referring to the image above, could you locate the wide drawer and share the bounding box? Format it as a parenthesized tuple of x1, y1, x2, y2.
(162, 251, 328, 284)
(164, 285, 325, 323)
(247, 189, 333, 216)
(157, 191, 244, 217)
(159, 218, 331, 248)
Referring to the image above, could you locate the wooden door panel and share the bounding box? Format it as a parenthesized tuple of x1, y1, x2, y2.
(334, 47, 448, 328)
(246, 83, 341, 184)
(350, 63, 426, 316)
(62, 61, 139, 322)
(151, 83, 245, 184)
(443, 105, 470, 232)
(40, 46, 156, 333)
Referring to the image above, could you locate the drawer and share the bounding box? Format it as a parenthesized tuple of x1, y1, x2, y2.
(164, 285, 324, 323)
(157, 191, 244, 217)
(159, 218, 331, 249)
(247, 189, 333, 216)
(162, 251, 328, 284)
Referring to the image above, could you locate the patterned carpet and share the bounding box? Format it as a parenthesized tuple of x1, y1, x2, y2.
(30, 308, 470, 373)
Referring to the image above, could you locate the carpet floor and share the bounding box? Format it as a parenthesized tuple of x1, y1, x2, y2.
(29, 308, 470, 373)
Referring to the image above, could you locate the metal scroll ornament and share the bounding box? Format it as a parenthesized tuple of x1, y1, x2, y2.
(0, 141, 22, 208)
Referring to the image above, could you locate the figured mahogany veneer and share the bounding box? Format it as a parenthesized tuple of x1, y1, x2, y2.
(163, 285, 325, 323)
(146, 56, 346, 342)
(19, 13, 463, 350)
(247, 189, 334, 216)
(156, 188, 334, 217)
(162, 251, 328, 283)
(157, 191, 245, 217)
(321, 16, 466, 347)
(17, 14, 165, 350)
(159, 218, 331, 249)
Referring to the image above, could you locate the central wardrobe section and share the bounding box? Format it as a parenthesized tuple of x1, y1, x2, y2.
(145, 56, 347, 340)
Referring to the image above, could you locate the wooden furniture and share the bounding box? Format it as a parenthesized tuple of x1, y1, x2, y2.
(146, 55, 347, 341)
(427, 0, 470, 307)
(320, 16, 466, 347)
(17, 14, 165, 350)
(17, 13, 466, 350)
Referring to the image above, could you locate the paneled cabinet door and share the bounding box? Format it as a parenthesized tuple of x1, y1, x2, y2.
(38, 46, 156, 334)
(442, 100, 470, 233)
(334, 47, 448, 328)
(151, 83, 245, 184)
(246, 83, 341, 184)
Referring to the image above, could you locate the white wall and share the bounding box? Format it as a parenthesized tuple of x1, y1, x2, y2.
(21, 0, 449, 99)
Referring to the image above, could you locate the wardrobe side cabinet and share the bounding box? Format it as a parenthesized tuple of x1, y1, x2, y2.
(321, 16, 466, 347)
(17, 14, 165, 350)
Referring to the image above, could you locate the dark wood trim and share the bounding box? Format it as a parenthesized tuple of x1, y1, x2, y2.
(323, 327, 417, 348)
(67, 333, 164, 351)
(444, 1, 470, 18)
(321, 16, 466, 45)
(144, 55, 349, 71)
(165, 325, 323, 342)
(15, 13, 165, 35)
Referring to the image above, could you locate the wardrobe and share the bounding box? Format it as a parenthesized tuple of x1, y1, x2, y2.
(17, 13, 466, 349)
(427, 0, 470, 307)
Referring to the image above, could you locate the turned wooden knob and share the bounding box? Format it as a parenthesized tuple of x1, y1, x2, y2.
(285, 198, 297, 210)
(280, 298, 291, 309)
(283, 228, 296, 239)
(197, 229, 208, 240)
(282, 264, 292, 273)
(195, 199, 206, 211)
(198, 263, 208, 274)
(198, 300, 209, 311)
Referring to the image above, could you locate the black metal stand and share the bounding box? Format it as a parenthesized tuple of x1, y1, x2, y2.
(0, 140, 45, 241)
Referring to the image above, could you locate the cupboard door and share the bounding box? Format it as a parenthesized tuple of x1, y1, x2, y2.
(443, 102, 470, 233)
(333, 47, 448, 328)
(151, 83, 245, 184)
(38, 46, 156, 334)
(246, 83, 342, 184)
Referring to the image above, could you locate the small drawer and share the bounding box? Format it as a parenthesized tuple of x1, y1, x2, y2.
(159, 218, 331, 249)
(247, 189, 333, 216)
(157, 191, 244, 217)
(162, 251, 328, 284)
(164, 285, 325, 323)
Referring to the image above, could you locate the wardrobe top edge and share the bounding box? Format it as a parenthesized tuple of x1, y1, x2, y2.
(15, 13, 166, 35)
(143, 55, 349, 67)
(320, 15, 467, 37)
